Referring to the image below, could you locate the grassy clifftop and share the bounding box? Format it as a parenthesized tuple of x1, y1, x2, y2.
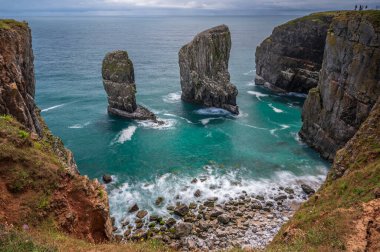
(268, 100, 380, 251)
(0, 19, 27, 30)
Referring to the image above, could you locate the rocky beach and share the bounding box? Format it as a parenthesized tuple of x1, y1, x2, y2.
(108, 172, 320, 251)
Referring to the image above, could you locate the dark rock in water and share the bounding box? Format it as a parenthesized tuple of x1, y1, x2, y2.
(166, 218, 176, 228)
(194, 189, 201, 198)
(102, 174, 112, 184)
(149, 215, 159, 222)
(274, 194, 287, 201)
(284, 187, 294, 194)
(256, 195, 265, 201)
(301, 184, 315, 195)
(102, 50, 156, 121)
(189, 202, 197, 209)
(204, 200, 215, 208)
(135, 222, 143, 229)
(136, 210, 148, 219)
(191, 178, 198, 184)
(255, 12, 335, 93)
(174, 222, 192, 238)
(217, 214, 230, 224)
(155, 196, 164, 206)
(178, 25, 239, 114)
(174, 204, 189, 217)
(167, 205, 175, 211)
(128, 203, 139, 213)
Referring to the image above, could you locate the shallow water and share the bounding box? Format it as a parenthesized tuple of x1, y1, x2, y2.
(28, 15, 328, 227)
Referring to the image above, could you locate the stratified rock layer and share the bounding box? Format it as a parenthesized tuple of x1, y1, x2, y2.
(179, 25, 239, 114)
(300, 12, 380, 160)
(102, 50, 155, 120)
(0, 20, 41, 135)
(255, 12, 336, 93)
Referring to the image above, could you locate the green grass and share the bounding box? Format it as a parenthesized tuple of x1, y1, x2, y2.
(0, 226, 56, 252)
(280, 11, 339, 28)
(18, 130, 29, 139)
(0, 19, 27, 30)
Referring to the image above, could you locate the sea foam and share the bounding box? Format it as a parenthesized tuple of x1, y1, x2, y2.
(247, 91, 268, 101)
(115, 126, 137, 144)
(138, 118, 176, 130)
(108, 164, 328, 233)
(162, 91, 182, 103)
(41, 104, 65, 112)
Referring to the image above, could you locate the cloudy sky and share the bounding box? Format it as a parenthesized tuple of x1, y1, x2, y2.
(1, 0, 378, 16)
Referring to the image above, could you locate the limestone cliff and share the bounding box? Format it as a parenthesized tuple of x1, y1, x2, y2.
(255, 12, 336, 93)
(0, 20, 41, 135)
(0, 19, 113, 243)
(102, 50, 156, 120)
(300, 11, 380, 160)
(179, 25, 239, 114)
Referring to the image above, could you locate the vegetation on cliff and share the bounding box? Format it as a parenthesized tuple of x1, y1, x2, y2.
(268, 100, 380, 251)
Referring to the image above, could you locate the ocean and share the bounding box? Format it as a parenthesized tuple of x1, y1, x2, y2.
(28, 15, 328, 229)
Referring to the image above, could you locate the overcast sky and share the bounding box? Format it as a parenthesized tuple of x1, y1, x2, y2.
(1, 0, 379, 16)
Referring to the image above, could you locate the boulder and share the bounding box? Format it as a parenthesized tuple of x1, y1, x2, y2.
(217, 214, 230, 224)
(136, 210, 148, 219)
(174, 222, 193, 238)
(174, 204, 189, 217)
(179, 25, 239, 114)
(102, 50, 156, 120)
(102, 174, 112, 184)
(301, 184, 315, 195)
(128, 203, 139, 213)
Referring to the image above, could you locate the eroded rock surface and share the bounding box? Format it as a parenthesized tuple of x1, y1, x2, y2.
(179, 25, 239, 114)
(300, 12, 380, 160)
(102, 50, 156, 120)
(255, 12, 336, 93)
(0, 20, 41, 135)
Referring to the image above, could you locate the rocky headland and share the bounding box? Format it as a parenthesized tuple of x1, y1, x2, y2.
(300, 11, 380, 160)
(179, 25, 239, 114)
(255, 12, 336, 93)
(0, 19, 113, 244)
(102, 50, 156, 121)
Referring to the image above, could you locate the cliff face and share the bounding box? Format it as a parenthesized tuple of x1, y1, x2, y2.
(179, 25, 239, 114)
(0, 20, 112, 243)
(300, 11, 380, 160)
(268, 11, 380, 251)
(102, 50, 156, 120)
(0, 20, 41, 135)
(269, 97, 380, 251)
(255, 12, 336, 93)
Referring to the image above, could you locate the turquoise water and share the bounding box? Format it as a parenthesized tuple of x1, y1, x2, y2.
(29, 16, 328, 223)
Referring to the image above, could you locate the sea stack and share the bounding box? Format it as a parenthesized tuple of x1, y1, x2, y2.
(179, 25, 239, 114)
(102, 50, 156, 120)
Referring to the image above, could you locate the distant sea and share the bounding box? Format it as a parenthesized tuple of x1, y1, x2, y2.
(28, 16, 328, 225)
